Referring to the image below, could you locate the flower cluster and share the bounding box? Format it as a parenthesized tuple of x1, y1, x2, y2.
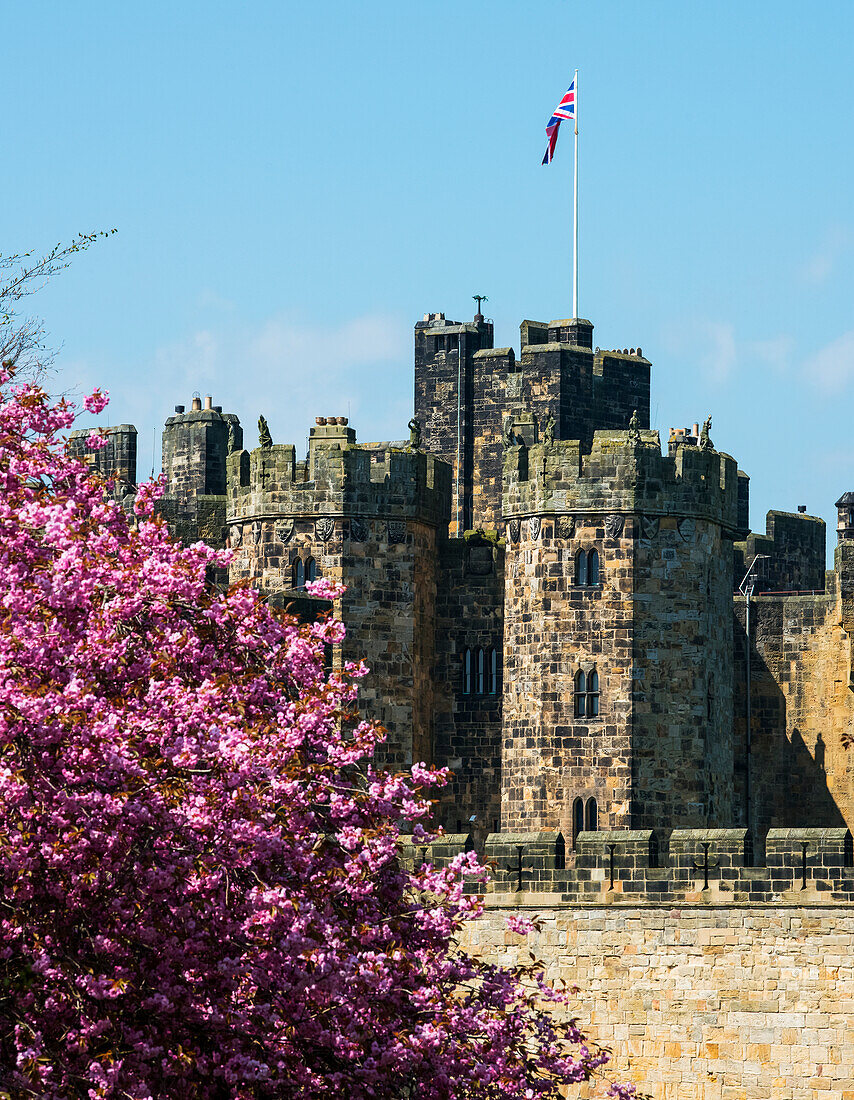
(0, 377, 636, 1099)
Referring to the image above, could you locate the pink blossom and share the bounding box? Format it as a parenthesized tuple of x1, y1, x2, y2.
(305, 576, 346, 600)
(86, 431, 108, 450)
(83, 388, 109, 414)
(0, 373, 634, 1100)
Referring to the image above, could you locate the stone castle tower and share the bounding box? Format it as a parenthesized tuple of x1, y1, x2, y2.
(74, 309, 854, 849)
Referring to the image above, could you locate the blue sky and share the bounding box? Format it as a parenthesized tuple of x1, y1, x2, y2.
(3, 1, 853, 559)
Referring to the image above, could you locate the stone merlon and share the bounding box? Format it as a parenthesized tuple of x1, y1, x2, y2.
(502, 430, 739, 533)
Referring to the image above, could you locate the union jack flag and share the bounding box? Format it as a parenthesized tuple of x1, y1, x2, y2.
(542, 79, 575, 165)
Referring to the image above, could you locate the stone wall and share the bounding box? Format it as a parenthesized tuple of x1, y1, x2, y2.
(414, 314, 493, 535)
(500, 431, 739, 836)
(732, 540, 854, 838)
(225, 424, 451, 771)
(414, 316, 651, 537)
(734, 509, 826, 594)
(464, 900, 854, 1100)
(425, 828, 854, 1097)
(433, 533, 504, 837)
(67, 424, 137, 488)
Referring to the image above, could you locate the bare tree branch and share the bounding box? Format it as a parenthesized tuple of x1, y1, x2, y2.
(0, 230, 118, 383)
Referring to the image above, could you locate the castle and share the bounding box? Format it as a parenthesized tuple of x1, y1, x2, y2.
(70, 309, 854, 850)
(71, 310, 854, 1094)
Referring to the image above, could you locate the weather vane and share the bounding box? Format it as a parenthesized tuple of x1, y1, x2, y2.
(473, 294, 488, 318)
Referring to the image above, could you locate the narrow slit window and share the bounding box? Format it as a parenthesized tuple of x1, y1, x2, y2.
(574, 670, 587, 717)
(488, 647, 498, 695)
(585, 798, 598, 832)
(587, 669, 600, 717)
(587, 548, 600, 586)
(306, 557, 317, 582)
(572, 797, 584, 848)
(575, 549, 587, 586)
(292, 558, 305, 588)
(463, 649, 472, 695)
(476, 648, 486, 695)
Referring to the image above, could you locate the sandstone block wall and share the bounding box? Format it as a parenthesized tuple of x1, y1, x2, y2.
(433, 534, 504, 837)
(463, 901, 854, 1100)
(501, 432, 739, 835)
(225, 426, 451, 771)
(67, 424, 137, 488)
(732, 540, 854, 838)
(734, 509, 826, 594)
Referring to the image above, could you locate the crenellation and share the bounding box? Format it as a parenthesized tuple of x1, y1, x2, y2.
(479, 827, 854, 903)
(73, 301, 854, 1092)
(73, 309, 854, 871)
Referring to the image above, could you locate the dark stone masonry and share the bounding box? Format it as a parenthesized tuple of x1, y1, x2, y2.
(72, 310, 854, 853)
(73, 308, 854, 1094)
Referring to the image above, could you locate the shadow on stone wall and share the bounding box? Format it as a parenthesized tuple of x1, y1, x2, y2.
(733, 612, 847, 840)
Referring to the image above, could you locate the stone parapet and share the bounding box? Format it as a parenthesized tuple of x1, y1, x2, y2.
(733, 507, 826, 593)
(503, 431, 739, 534)
(227, 438, 451, 528)
(482, 828, 854, 904)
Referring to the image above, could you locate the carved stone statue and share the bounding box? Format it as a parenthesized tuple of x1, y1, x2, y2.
(408, 416, 422, 450)
(502, 415, 515, 450)
(628, 409, 640, 443)
(258, 415, 273, 449)
(227, 419, 239, 454)
(543, 414, 556, 446)
(698, 415, 713, 452)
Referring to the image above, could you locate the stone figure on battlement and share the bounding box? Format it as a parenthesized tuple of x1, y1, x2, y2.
(543, 414, 555, 446)
(698, 415, 713, 452)
(408, 417, 422, 450)
(628, 409, 640, 443)
(258, 415, 273, 449)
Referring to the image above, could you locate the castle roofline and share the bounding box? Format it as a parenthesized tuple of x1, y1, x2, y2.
(69, 424, 137, 436)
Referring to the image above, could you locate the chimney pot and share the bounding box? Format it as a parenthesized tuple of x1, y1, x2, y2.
(174, 405, 185, 414)
(204, 394, 212, 410)
(191, 396, 202, 411)
(798, 504, 807, 513)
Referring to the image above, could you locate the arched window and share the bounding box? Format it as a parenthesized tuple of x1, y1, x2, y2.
(585, 798, 598, 832)
(306, 557, 317, 582)
(587, 669, 600, 716)
(463, 649, 472, 695)
(572, 797, 584, 849)
(575, 549, 587, 586)
(475, 648, 486, 695)
(292, 557, 305, 588)
(574, 670, 587, 717)
(488, 647, 498, 695)
(587, 548, 600, 586)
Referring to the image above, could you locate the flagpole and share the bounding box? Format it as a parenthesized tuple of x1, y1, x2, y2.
(573, 68, 579, 318)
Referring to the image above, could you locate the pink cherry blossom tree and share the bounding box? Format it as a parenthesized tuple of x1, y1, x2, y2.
(0, 371, 636, 1099)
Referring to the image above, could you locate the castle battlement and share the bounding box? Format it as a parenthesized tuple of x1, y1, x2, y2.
(226, 426, 451, 528)
(502, 430, 739, 533)
(406, 827, 854, 905)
